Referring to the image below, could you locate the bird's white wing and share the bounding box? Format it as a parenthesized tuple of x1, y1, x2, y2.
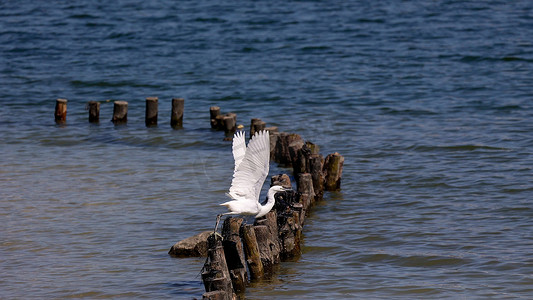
(232, 130, 246, 172)
(228, 130, 270, 203)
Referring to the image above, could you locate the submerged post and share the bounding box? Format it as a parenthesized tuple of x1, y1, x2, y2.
(87, 101, 100, 123)
(112, 101, 128, 124)
(145, 97, 158, 127)
(54, 98, 67, 124)
(170, 98, 184, 128)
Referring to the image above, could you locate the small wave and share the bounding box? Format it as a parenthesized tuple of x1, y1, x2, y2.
(194, 17, 226, 23)
(380, 107, 438, 116)
(299, 45, 332, 52)
(459, 55, 533, 63)
(360, 253, 469, 267)
(409, 144, 510, 152)
(70, 80, 161, 89)
(68, 13, 97, 19)
(356, 18, 385, 24)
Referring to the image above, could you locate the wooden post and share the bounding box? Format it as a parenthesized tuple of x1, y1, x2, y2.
(201, 234, 235, 299)
(269, 131, 280, 161)
(297, 173, 314, 213)
(210, 106, 221, 129)
(54, 98, 67, 124)
(309, 154, 325, 201)
(324, 152, 344, 191)
(271, 174, 292, 189)
(240, 224, 264, 280)
(288, 139, 305, 169)
(273, 132, 303, 166)
(254, 211, 280, 264)
(145, 97, 158, 127)
(223, 113, 237, 136)
(221, 217, 247, 294)
(250, 118, 266, 138)
(87, 101, 100, 123)
(253, 225, 275, 275)
(293, 144, 311, 179)
(305, 141, 320, 155)
(275, 190, 302, 260)
(170, 98, 184, 128)
(112, 101, 128, 124)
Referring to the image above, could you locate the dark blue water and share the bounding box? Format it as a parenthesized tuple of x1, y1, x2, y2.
(1, 1, 532, 298)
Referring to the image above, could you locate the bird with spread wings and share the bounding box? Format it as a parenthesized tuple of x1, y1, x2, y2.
(213, 130, 287, 233)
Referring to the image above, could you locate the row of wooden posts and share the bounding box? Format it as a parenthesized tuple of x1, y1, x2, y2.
(53, 97, 185, 128)
(197, 107, 344, 299)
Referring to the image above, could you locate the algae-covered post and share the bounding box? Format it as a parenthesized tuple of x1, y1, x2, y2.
(145, 96, 158, 127)
(170, 98, 184, 128)
(324, 152, 344, 191)
(54, 98, 67, 124)
(87, 101, 100, 123)
(112, 101, 128, 124)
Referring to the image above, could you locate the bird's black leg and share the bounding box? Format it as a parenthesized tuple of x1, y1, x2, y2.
(214, 214, 222, 233)
(211, 214, 224, 240)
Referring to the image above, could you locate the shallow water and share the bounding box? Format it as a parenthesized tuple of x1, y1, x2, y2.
(1, 1, 533, 299)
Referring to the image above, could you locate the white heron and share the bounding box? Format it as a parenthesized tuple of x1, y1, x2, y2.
(213, 130, 288, 233)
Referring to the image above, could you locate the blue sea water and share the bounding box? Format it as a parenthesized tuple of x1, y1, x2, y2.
(1, 1, 532, 298)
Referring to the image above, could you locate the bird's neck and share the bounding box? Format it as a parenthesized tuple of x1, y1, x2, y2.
(256, 187, 278, 218)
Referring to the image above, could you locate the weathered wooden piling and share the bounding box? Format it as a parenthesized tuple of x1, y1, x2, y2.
(324, 152, 344, 191)
(54, 98, 67, 124)
(309, 154, 325, 201)
(288, 139, 305, 168)
(221, 217, 247, 294)
(87, 101, 100, 123)
(254, 211, 281, 264)
(250, 118, 266, 138)
(202, 234, 235, 299)
(253, 225, 276, 274)
(170, 98, 184, 128)
(273, 132, 304, 166)
(240, 224, 264, 280)
(297, 173, 315, 213)
(145, 97, 158, 127)
(223, 113, 237, 136)
(111, 100, 128, 124)
(271, 174, 292, 188)
(210, 106, 221, 129)
(273, 189, 303, 260)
